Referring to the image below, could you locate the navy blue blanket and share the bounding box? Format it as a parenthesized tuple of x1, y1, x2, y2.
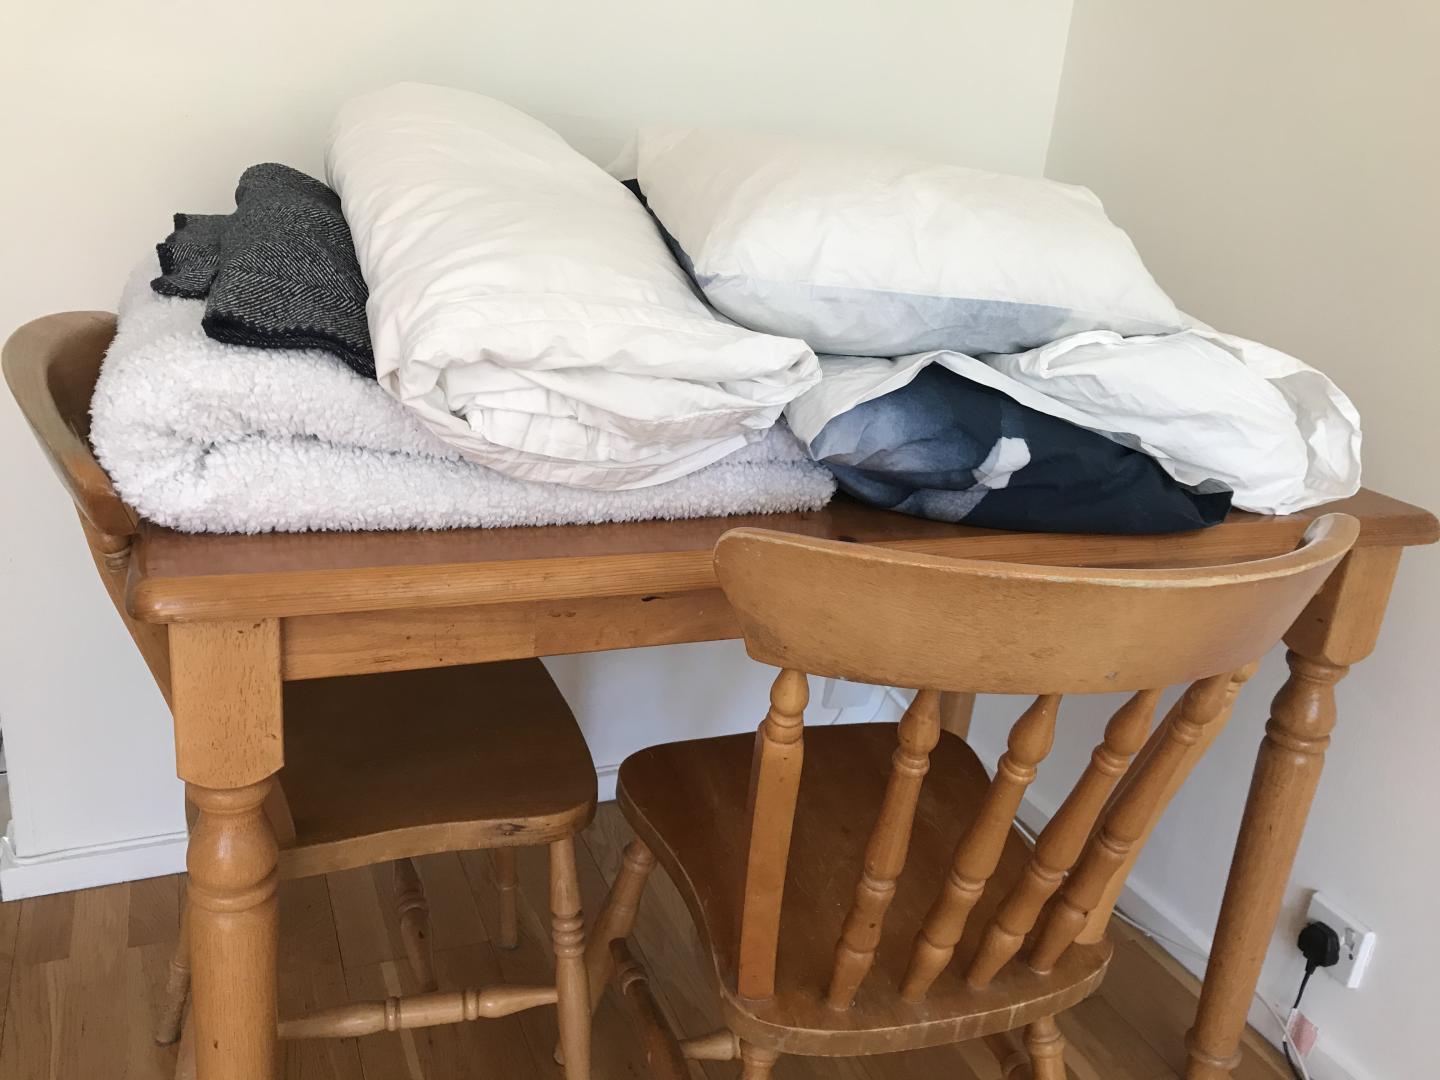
(810, 365, 1231, 534)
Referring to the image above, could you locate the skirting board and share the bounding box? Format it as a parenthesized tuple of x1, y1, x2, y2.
(597, 762, 621, 804)
(0, 821, 188, 901)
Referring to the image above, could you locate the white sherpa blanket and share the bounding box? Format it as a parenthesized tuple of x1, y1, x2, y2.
(89, 260, 834, 534)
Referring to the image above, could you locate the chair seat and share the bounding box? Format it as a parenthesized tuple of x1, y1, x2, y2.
(277, 659, 596, 879)
(617, 724, 1110, 1056)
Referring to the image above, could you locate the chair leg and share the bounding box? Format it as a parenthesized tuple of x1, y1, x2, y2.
(174, 1008, 197, 1080)
(154, 902, 191, 1045)
(394, 858, 439, 993)
(583, 837, 656, 1014)
(492, 848, 520, 949)
(982, 1030, 1031, 1079)
(1024, 1015, 1067, 1080)
(740, 1042, 781, 1079)
(551, 837, 592, 1080)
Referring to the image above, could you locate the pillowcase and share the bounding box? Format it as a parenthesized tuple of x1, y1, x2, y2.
(805, 360, 1232, 534)
(636, 127, 1183, 356)
(326, 84, 819, 490)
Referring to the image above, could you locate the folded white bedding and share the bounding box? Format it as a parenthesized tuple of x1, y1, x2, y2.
(785, 329, 1361, 516)
(326, 83, 820, 490)
(89, 260, 835, 534)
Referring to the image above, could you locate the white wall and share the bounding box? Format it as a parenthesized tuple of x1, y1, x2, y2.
(0, 1, 1075, 895)
(987, 4, 1436, 1077)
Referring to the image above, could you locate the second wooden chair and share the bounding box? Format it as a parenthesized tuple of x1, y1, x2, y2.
(583, 519, 1357, 1079)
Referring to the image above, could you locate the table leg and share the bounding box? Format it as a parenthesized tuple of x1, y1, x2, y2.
(186, 778, 281, 1080)
(1184, 547, 1401, 1079)
(170, 618, 285, 1080)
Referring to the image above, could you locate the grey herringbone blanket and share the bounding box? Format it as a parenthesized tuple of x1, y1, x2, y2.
(152, 164, 374, 378)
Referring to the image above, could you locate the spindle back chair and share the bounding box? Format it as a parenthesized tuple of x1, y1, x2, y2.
(585, 521, 1357, 1079)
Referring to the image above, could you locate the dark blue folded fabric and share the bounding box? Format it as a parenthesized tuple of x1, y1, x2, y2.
(810, 365, 1232, 534)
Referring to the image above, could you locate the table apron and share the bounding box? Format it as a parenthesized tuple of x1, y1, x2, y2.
(281, 589, 740, 680)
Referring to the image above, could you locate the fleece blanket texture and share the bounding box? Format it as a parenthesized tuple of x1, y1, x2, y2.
(89, 259, 834, 534)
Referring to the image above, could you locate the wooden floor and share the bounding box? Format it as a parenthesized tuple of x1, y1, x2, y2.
(0, 803, 1287, 1080)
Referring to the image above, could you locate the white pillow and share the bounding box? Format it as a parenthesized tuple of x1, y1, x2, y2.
(637, 127, 1183, 357)
(326, 84, 819, 490)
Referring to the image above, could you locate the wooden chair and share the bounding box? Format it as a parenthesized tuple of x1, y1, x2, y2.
(4, 313, 596, 1079)
(583, 522, 1358, 1078)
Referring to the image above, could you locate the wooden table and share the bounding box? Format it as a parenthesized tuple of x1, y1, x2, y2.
(124, 490, 1435, 1080)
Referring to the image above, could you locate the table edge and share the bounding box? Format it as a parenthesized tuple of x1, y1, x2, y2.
(127, 505, 1439, 625)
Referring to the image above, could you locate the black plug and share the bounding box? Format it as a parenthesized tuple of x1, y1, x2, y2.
(1298, 921, 1340, 975)
(1282, 922, 1340, 1079)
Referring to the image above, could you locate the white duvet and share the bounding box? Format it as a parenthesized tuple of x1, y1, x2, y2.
(88, 261, 835, 534)
(326, 83, 820, 490)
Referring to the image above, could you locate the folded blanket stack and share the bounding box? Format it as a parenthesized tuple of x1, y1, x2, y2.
(95, 81, 1361, 536)
(91, 261, 834, 533)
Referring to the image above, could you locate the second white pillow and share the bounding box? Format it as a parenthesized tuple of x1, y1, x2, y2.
(637, 127, 1183, 357)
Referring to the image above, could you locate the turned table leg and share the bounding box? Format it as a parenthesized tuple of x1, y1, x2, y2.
(186, 779, 281, 1080)
(1184, 548, 1401, 1079)
(170, 618, 285, 1080)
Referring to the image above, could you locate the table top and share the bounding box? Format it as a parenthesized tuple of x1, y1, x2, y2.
(125, 489, 1437, 625)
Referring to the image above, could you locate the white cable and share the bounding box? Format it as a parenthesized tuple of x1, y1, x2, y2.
(1112, 908, 1310, 1080)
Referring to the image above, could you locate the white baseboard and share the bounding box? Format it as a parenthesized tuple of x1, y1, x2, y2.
(0, 821, 188, 901)
(597, 762, 620, 804)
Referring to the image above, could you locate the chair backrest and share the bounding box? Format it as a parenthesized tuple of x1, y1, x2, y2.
(3, 312, 171, 698)
(4, 312, 135, 545)
(711, 518, 1358, 1005)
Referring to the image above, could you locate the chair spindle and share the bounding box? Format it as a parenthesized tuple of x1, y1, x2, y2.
(964, 688, 1162, 988)
(277, 984, 560, 1039)
(901, 694, 1060, 1002)
(736, 667, 809, 1000)
(1028, 673, 1234, 973)
(394, 857, 438, 992)
(827, 689, 942, 1009)
(1077, 661, 1258, 947)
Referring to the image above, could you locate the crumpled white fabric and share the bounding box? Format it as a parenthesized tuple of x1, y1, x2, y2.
(326, 83, 819, 490)
(785, 329, 1360, 515)
(88, 259, 835, 534)
(981, 328, 1361, 515)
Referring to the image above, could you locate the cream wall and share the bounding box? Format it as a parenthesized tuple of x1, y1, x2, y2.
(0, 1, 1075, 894)
(999, 4, 1437, 1077)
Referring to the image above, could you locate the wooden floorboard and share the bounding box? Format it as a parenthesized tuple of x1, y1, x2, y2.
(0, 803, 1289, 1079)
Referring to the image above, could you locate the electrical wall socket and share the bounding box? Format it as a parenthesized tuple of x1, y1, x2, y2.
(1306, 892, 1376, 989)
